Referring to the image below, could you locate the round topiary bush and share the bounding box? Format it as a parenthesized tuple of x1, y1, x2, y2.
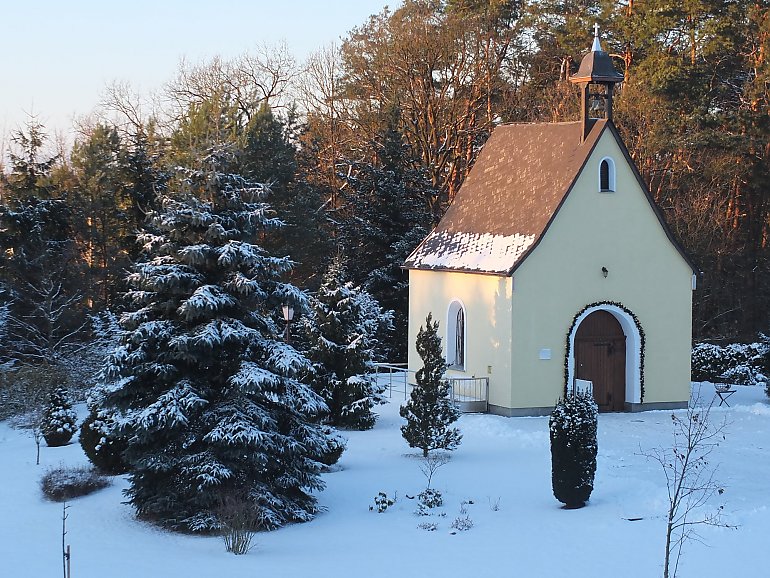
(41, 385, 77, 447)
(549, 391, 598, 509)
(79, 408, 129, 475)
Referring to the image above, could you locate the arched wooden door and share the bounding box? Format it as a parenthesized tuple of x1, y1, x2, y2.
(575, 310, 626, 412)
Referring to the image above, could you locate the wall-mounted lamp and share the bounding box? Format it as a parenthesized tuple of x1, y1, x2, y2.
(601, 266, 609, 278)
(282, 304, 295, 343)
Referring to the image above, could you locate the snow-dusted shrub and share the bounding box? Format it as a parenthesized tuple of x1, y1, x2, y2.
(41, 466, 110, 501)
(549, 391, 598, 509)
(400, 314, 461, 456)
(79, 384, 128, 474)
(315, 427, 347, 468)
(41, 385, 77, 447)
(370, 492, 394, 513)
(691, 340, 769, 385)
(450, 515, 473, 532)
(217, 491, 258, 555)
(417, 488, 444, 510)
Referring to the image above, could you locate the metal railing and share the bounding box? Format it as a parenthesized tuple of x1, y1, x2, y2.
(374, 363, 413, 400)
(373, 363, 489, 413)
(446, 376, 489, 413)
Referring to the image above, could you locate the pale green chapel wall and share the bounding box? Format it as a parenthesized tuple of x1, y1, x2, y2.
(408, 270, 514, 409)
(509, 130, 693, 409)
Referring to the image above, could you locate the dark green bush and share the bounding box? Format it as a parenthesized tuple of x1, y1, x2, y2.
(549, 391, 598, 509)
(79, 408, 129, 475)
(41, 385, 77, 447)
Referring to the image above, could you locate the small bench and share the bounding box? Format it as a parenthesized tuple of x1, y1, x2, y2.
(714, 384, 736, 407)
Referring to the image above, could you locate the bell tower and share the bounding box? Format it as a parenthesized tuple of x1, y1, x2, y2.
(570, 24, 624, 142)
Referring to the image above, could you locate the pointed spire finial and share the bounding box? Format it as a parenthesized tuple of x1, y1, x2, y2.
(592, 23, 602, 52)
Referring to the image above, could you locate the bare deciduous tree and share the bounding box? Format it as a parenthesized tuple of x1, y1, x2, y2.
(166, 42, 296, 130)
(643, 391, 736, 578)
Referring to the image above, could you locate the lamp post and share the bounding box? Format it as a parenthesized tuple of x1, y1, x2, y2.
(282, 304, 294, 343)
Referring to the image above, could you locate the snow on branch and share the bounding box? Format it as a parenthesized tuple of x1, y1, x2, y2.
(217, 241, 266, 269)
(169, 319, 257, 356)
(177, 285, 237, 321)
(128, 263, 203, 293)
(177, 244, 215, 267)
(135, 381, 208, 433)
(203, 413, 277, 448)
(264, 341, 312, 377)
(224, 272, 267, 298)
(271, 282, 309, 312)
(229, 361, 282, 393)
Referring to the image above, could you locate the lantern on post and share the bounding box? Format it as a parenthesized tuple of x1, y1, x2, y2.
(282, 304, 295, 343)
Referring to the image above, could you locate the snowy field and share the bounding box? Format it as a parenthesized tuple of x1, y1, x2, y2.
(2, 383, 769, 578)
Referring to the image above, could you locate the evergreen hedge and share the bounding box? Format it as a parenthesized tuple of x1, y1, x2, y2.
(549, 391, 598, 509)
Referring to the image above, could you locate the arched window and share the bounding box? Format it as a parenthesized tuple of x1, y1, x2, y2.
(599, 157, 615, 192)
(447, 301, 466, 369)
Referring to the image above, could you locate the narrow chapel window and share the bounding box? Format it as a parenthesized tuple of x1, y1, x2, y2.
(600, 158, 614, 192)
(447, 301, 466, 369)
(454, 307, 465, 367)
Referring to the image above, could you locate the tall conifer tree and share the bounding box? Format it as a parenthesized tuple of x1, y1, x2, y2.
(99, 144, 332, 531)
(304, 254, 389, 430)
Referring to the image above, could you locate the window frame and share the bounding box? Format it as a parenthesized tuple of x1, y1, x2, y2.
(446, 300, 466, 370)
(599, 157, 616, 193)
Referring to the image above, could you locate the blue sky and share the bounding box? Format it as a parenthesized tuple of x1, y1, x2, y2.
(1, 1, 396, 145)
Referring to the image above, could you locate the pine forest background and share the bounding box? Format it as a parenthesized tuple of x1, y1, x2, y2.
(2, 0, 769, 381)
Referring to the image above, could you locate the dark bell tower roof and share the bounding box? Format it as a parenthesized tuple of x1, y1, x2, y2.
(569, 25, 624, 84)
(569, 25, 624, 141)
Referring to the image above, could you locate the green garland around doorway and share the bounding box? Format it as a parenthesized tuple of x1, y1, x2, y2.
(563, 301, 645, 403)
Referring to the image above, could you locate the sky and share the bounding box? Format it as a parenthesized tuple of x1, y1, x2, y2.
(1, 0, 398, 148)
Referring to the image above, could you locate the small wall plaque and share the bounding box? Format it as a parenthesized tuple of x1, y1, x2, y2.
(539, 348, 552, 360)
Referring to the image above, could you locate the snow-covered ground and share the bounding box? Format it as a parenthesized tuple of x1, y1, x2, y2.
(2, 383, 769, 577)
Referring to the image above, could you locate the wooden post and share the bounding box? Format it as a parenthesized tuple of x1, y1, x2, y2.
(62, 502, 70, 578)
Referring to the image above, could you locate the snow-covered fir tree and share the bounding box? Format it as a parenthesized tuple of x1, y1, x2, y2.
(41, 384, 77, 447)
(400, 313, 461, 456)
(99, 144, 333, 532)
(304, 254, 391, 430)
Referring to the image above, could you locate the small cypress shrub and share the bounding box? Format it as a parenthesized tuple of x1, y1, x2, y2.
(400, 313, 461, 456)
(549, 391, 598, 509)
(41, 385, 77, 447)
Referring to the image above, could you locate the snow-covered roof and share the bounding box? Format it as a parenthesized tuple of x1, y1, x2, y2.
(404, 231, 535, 274)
